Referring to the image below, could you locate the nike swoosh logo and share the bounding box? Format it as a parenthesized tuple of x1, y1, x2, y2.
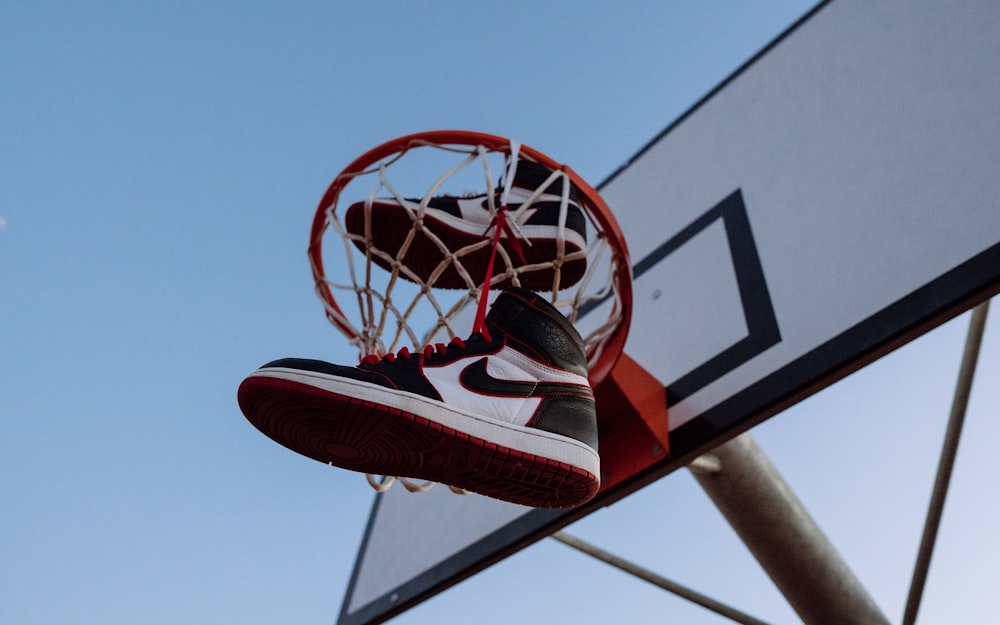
(459, 358, 591, 398)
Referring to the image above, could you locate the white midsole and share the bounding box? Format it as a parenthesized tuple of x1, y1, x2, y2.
(251, 367, 600, 476)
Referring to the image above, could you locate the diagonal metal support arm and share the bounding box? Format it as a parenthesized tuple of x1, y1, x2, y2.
(690, 432, 891, 625)
(903, 300, 990, 625)
(551, 531, 774, 625)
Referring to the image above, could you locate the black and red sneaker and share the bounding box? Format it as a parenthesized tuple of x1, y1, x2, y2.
(237, 288, 599, 508)
(344, 160, 588, 291)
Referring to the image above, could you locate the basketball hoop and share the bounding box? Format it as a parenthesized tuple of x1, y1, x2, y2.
(309, 130, 632, 387)
(306, 130, 634, 495)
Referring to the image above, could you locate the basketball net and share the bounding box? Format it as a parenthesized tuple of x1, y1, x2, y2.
(308, 131, 632, 496)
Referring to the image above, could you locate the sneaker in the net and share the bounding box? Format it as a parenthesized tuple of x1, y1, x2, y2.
(343, 160, 588, 291)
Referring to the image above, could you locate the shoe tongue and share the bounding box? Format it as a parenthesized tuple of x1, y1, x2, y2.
(485, 288, 589, 377)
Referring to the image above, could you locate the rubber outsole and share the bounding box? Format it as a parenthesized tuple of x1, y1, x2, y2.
(238, 375, 600, 508)
(345, 202, 586, 291)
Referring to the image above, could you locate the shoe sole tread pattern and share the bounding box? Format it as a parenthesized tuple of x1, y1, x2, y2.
(238, 372, 599, 508)
(345, 202, 586, 291)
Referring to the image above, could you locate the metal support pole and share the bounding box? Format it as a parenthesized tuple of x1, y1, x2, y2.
(551, 531, 774, 625)
(902, 300, 990, 625)
(690, 432, 891, 625)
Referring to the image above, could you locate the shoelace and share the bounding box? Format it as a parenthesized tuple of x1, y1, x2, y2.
(360, 337, 468, 366)
(471, 147, 537, 340)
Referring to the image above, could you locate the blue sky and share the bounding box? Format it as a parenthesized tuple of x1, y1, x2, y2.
(2, 2, 998, 624)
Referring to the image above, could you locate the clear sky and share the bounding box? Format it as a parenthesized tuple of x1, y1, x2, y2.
(2, 2, 998, 624)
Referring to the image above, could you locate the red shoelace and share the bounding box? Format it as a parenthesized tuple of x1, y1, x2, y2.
(361, 337, 467, 366)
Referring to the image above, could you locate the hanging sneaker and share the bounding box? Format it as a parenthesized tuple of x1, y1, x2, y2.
(237, 287, 599, 508)
(343, 160, 588, 291)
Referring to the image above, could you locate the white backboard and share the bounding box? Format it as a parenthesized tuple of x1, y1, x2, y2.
(341, 1, 1000, 622)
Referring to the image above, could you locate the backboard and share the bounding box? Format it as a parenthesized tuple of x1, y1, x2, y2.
(339, 1, 1000, 623)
